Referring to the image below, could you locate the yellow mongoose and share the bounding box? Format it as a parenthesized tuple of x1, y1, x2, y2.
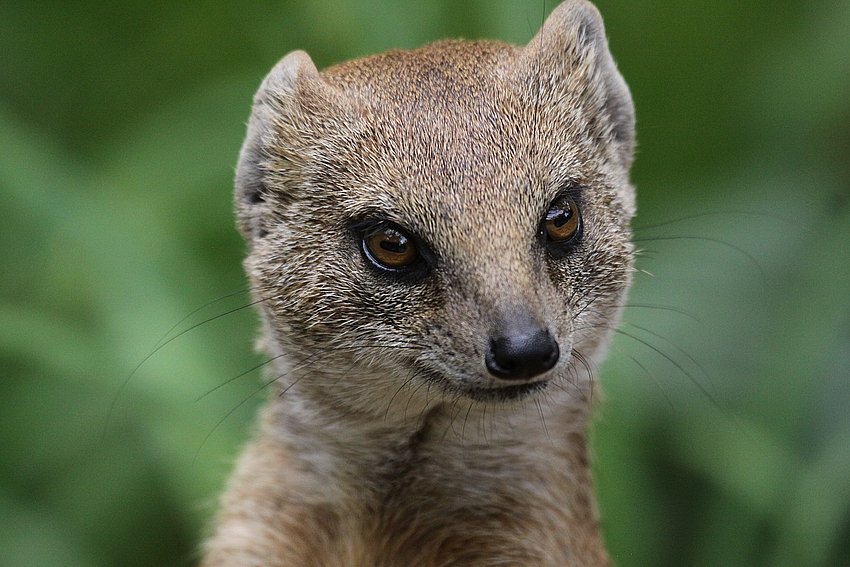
(202, 1, 635, 565)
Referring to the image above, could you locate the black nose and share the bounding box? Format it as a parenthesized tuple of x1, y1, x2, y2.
(485, 323, 559, 381)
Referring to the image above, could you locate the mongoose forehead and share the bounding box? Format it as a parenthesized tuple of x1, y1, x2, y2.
(205, 1, 635, 565)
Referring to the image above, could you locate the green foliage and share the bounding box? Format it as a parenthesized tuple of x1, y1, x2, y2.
(1, 1, 848, 565)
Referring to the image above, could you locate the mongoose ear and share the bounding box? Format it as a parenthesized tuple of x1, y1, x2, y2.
(235, 51, 351, 243)
(516, 0, 635, 169)
(234, 51, 317, 241)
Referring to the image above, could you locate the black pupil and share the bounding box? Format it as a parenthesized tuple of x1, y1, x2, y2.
(380, 232, 407, 254)
(548, 205, 572, 227)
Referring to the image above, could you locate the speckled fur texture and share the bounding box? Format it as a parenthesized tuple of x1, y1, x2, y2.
(202, 1, 635, 565)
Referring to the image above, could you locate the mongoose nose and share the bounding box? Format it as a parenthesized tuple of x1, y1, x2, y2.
(485, 326, 560, 381)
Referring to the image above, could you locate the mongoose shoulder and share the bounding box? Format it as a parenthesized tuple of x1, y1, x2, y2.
(203, 1, 635, 565)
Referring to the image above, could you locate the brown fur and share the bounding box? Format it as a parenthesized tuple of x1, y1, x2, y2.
(203, 1, 635, 565)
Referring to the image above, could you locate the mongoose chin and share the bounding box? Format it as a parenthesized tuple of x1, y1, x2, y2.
(202, 1, 635, 565)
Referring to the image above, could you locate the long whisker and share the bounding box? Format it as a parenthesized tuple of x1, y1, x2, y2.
(612, 327, 724, 414)
(106, 288, 266, 437)
(633, 234, 767, 287)
(603, 340, 676, 410)
(195, 354, 284, 402)
(622, 303, 701, 322)
(192, 371, 282, 467)
(623, 321, 715, 396)
(633, 210, 802, 233)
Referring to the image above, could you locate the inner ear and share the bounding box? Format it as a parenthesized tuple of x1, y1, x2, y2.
(243, 181, 265, 205)
(238, 179, 269, 240)
(234, 138, 272, 241)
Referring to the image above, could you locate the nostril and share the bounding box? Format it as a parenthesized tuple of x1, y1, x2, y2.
(485, 328, 559, 381)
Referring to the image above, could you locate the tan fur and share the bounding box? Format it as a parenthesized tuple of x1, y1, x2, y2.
(203, 1, 635, 565)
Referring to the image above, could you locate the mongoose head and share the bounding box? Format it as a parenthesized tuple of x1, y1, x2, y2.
(235, 0, 635, 420)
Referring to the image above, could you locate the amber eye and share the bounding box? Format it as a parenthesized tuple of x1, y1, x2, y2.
(363, 225, 419, 269)
(543, 195, 581, 243)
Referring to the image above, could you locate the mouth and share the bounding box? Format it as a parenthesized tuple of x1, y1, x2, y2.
(414, 366, 551, 403)
(463, 380, 549, 402)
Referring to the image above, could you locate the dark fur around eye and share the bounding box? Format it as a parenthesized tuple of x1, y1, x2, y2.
(354, 219, 431, 282)
(541, 191, 584, 258)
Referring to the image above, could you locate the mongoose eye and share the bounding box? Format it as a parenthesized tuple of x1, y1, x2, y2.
(543, 195, 581, 244)
(363, 225, 419, 270)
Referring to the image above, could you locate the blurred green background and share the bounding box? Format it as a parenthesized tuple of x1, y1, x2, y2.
(1, 0, 848, 566)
